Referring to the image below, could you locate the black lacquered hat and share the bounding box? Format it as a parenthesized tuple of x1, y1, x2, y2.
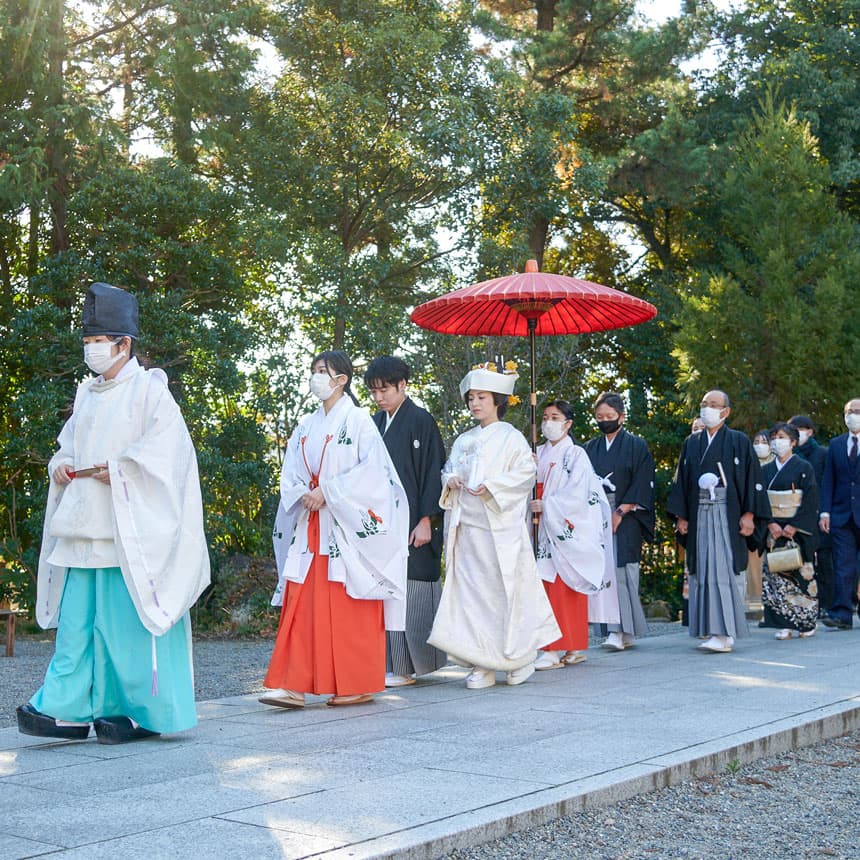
(81, 282, 139, 338)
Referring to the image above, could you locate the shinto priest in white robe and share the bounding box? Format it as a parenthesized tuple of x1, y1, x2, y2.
(37, 357, 211, 636)
(428, 421, 561, 670)
(272, 394, 409, 630)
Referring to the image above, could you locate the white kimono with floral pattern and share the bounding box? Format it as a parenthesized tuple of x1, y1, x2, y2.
(272, 395, 409, 630)
(535, 436, 616, 594)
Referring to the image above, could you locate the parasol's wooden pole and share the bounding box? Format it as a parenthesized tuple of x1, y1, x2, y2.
(529, 317, 539, 550)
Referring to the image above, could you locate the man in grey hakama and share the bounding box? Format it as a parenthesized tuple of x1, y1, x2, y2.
(667, 390, 770, 653)
(365, 357, 447, 686)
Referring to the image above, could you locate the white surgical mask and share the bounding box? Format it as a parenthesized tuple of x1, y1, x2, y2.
(83, 340, 126, 375)
(310, 372, 339, 401)
(772, 438, 792, 458)
(845, 414, 860, 434)
(797, 429, 811, 446)
(541, 420, 567, 442)
(699, 406, 724, 429)
(753, 442, 771, 459)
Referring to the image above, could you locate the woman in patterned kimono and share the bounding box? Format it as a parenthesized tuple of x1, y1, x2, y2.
(761, 422, 819, 639)
(261, 350, 409, 708)
(531, 401, 614, 671)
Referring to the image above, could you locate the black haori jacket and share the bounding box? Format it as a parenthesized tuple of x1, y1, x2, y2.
(667, 424, 770, 575)
(373, 398, 446, 581)
(584, 429, 655, 566)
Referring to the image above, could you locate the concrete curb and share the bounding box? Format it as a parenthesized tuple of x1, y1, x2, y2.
(313, 698, 860, 860)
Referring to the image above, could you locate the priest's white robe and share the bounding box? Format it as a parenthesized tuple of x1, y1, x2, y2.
(428, 421, 561, 671)
(36, 358, 210, 636)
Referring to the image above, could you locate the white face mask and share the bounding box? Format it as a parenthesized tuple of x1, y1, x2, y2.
(797, 429, 811, 446)
(699, 406, 724, 429)
(772, 438, 792, 458)
(753, 442, 771, 459)
(310, 371, 341, 401)
(541, 420, 568, 442)
(83, 340, 126, 375)
(845, 414, 860, 434)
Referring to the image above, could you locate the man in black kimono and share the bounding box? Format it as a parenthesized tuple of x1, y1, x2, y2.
(667, 390, 770, 652)
(584, 392, 655, 651)
(364, 356, 447, 685)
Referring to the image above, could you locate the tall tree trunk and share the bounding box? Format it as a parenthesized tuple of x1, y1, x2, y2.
(332, 300, 346, 349)
(527, 214, 549, 269)
(524, 3, 556, 268)
(536, 0, 558, 32)
(332, 218, 353, 349)
(27, 202, 40, 280)
(120, 41, 133, 161)
(172, 13, 196, 166)
(0, 222, 12, 296)
(45, 0, 68, 259)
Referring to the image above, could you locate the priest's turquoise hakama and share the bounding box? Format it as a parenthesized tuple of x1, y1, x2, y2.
(31, 567, 196, 733)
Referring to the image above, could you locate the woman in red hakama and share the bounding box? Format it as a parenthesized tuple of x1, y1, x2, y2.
(261, 351, 407, 708)
(531, 401, 612, 670)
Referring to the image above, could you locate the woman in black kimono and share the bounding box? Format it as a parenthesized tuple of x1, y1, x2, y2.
(761, 422, 819, 639)
(584, 392, 655, 650)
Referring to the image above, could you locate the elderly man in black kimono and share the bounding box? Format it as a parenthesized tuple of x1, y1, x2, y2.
(584, 392, 655, 651)
(364, 356, 447, 686)
(667, 390, 770, 652)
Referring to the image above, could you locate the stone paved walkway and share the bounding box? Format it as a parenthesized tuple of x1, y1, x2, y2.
(2, 625, 859, 859)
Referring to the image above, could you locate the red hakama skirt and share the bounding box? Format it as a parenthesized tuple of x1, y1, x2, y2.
(264, 510, 385, 695)
(542, 577, 588, 651)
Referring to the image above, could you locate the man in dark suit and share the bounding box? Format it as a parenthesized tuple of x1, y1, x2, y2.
(364, 356, 447, 685)
(819, 397, 860, 629)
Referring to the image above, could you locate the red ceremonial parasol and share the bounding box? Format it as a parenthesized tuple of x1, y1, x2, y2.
(410, 259, 658, 451)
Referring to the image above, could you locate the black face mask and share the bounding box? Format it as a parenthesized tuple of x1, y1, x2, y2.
(597, 419, 621, 435)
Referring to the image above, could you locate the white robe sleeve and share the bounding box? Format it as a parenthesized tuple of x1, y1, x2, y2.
(109, 373, 210, 635)
(271, 420, 312, 605)
(35, 395, 83, 629)
(540, 447, 610, 593)
(481, 432, 536, 515)
(321, 411, 409, 630)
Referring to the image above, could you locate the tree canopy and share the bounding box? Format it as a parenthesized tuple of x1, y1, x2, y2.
(1, 0, 858, 615)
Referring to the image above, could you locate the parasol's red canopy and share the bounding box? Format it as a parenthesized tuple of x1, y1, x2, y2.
(410, 260, 657, 336)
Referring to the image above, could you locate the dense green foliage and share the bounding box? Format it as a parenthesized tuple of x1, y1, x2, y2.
(2, 0, 858, 621)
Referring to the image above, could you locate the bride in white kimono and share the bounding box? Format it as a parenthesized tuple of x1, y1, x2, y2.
(428, 363, 560, 689)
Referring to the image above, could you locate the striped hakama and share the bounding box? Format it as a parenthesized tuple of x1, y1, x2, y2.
(689, 488, 749, 639)
(599, 492, 649, 637)
(385, 579, 446, 677)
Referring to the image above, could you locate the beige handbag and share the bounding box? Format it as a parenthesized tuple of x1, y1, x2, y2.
(766, 539, 803, 573)
(767, 488, 803, 519)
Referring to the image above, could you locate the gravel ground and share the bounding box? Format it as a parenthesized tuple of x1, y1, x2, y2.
(0, 634, 274, 729)
(445, 729, 860, 860)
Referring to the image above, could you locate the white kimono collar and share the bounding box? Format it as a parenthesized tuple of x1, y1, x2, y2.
(89, 357, 143, 392)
